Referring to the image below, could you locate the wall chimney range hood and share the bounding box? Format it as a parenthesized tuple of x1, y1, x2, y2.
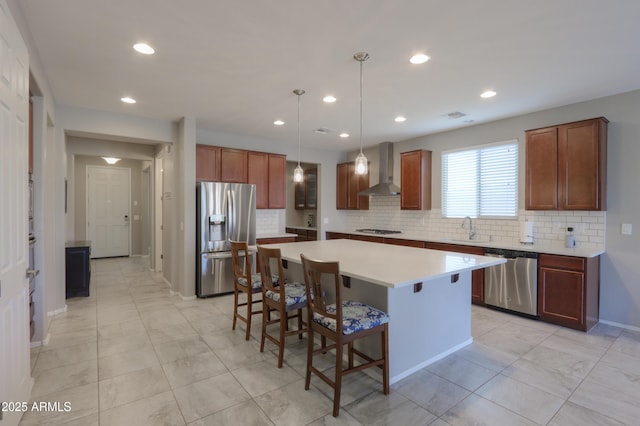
(358, 142, 401, 196)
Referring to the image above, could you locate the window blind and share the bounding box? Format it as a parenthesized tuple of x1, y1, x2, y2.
(442, 140, 518, 218)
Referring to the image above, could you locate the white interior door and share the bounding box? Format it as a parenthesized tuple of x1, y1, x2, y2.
(0, 1, 32, 425)
(87, 166, 130, 258)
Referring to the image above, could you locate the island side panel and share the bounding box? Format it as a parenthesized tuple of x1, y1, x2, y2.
(386, 271, 472, 383)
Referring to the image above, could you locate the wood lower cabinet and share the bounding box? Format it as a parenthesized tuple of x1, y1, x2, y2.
(326, 231, 352, 240)
(256, 237, 296, 244)
(525, 117, 607, 210)
(285, 227, 317, 242)
(336, 162, 369, 210)
(400, 150, 432, 210)
(426, 242, 485, 305)
(350, 234, 385, 244)
(538, 253, 600, 331)
(65, 241, 91, 298)
(384, 238, 426, 248)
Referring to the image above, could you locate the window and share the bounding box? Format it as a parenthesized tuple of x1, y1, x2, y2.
(442, 140, 518, 218)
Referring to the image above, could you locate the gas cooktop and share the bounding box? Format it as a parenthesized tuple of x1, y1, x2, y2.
(355, 228, 402, 235)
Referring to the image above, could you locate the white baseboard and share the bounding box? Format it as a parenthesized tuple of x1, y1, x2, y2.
(599, 319, 640, 333)
(47, 305, 67, 317)
(30, 332, 50, 348)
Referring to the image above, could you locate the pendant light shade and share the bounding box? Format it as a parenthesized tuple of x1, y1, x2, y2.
(354, 52, 369, 175)
(293, 89, 305, 183)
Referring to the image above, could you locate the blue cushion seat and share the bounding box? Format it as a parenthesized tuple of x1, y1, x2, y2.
(313, 300, 389, 335)
(265, 282, 307, 306)
(238, 274, 281, 290)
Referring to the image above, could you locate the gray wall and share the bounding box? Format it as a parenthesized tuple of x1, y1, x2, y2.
(393, 90, 640, 329)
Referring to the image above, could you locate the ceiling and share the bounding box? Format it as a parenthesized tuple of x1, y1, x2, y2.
(16, 0, 640, 151)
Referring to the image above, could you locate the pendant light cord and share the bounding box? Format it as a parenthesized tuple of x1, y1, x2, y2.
(359, 58, 363, 155)
(297, 91, 301, 166)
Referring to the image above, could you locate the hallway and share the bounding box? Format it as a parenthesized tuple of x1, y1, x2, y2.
(21, 257, 640, 425)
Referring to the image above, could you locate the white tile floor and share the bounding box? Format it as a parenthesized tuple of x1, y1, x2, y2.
(20, 256, 640, 425)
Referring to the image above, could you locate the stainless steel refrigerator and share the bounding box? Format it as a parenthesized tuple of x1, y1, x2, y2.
(196, 182, 256, 297)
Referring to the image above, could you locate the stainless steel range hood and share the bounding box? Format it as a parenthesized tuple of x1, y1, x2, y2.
(357, 142, 401, 196)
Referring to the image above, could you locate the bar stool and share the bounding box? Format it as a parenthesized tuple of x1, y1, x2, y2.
(257, 246, 307, 368)
(300, 253, 390, 417)
(230, 241, 263, 341)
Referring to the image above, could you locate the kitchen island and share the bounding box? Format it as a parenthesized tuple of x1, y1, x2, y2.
(260, 239, 505, 383)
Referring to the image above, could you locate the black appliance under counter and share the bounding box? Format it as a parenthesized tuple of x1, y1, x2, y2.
(65, 240, 91, 298)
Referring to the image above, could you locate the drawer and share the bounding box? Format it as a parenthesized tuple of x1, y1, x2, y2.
(384, 238, 425, 248)
(326, 232, 351, 240)
(350, 234, 385, 244)
(539, 254, 585, 271)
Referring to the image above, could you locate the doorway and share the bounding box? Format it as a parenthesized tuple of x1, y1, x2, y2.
(86, 165, 131, 258)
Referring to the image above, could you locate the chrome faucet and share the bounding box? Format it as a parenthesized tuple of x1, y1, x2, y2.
(462, 216, 476, 240)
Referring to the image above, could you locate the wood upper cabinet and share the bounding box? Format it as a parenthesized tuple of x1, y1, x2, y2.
(425, 242, 485, 305)
(267, 154, 286, 209)
(538, 253, 600, 331)
(196, 145, 221, 181)
(294, 168, 317, 210)
(198, 146, 285, 208)
(220, 148, 247, 183)
(401, 150, 432, 210)
(336, 162, 369, 210)
(525, 117, 607, 210)
(247, 151, 286, 209)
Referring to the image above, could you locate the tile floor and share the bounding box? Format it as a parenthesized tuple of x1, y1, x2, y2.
(20, 256, 640, 425)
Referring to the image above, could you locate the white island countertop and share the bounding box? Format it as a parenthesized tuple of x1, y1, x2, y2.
(262, 239, 505, 289)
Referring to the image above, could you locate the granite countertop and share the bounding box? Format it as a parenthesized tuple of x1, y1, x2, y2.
(328, 228, 604, 258)
(262, 239, 505, 289)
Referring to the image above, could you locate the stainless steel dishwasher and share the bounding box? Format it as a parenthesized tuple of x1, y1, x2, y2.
(484, 248, 538, 317)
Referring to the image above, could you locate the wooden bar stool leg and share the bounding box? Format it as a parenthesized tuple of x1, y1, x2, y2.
(305, 329, 313, 390)
(260, 301, 268, 353)
(297, 309, 303, 339)
(277, 307, 286, 368)
(382, 324, 389, 394)
(333, 342, 343, 417)
(245, 292, 252, 341)
(232, 290, 239, 331)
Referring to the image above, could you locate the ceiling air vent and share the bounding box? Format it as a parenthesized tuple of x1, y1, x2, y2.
(314, 127, 332, 134)
(445, 111, 467, 119)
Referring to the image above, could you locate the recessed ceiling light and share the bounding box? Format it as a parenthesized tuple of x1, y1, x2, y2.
(394, 116, 406, 122)
(480, 90, 497, 98)
(133, 43, 155, 55)
(409, 53, 430, 64)
(323, 95, 337, 103)
(273, 120, 284, 126)
(121, 97, 136, 104)
(339, 133, 349, 138)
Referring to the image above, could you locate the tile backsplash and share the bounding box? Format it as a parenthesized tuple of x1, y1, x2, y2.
(256, 209, 283, 235)
(344, 196, 605, 249)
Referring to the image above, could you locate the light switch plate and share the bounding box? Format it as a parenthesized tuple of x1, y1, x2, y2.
(323, 218, 329, 224)
(622, 223, 633, 235)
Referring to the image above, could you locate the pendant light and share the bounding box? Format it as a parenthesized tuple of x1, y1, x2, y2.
(293, 89, 305, 183)
(354, 52, 369, 175)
